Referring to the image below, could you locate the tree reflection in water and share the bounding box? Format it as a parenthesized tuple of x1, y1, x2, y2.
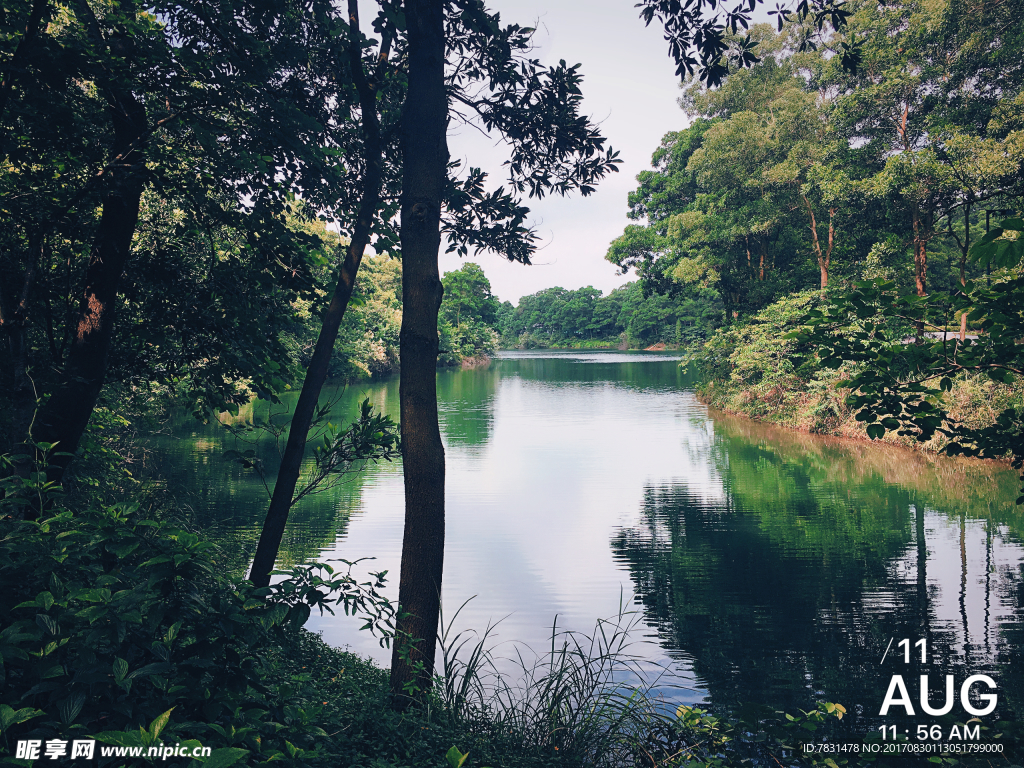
(611, 414, 1024, 732)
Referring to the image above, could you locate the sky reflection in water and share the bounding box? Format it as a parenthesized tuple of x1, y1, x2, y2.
(153, 350, 1024, 723)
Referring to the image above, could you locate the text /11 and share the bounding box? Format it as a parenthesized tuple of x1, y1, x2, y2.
(898, 638, 927, 664)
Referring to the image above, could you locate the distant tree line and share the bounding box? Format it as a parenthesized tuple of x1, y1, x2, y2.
(496, 281, 723, 349)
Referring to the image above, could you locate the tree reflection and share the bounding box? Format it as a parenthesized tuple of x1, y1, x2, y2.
(611, 419, 1024, 729)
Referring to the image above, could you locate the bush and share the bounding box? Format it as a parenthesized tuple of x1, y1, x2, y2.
(0, 456, 394, 767)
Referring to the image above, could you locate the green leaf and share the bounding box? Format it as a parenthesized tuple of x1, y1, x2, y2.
(446, 746, 470, 768)
(148, 707, 173, 738)
(74, 588, 111, 603)
(92, 731, 145, 748)
(139, 555, 174, 567)
(866, 423, 885, 440)
(0, 705, 45, 733)
(41, 664, 64, 679)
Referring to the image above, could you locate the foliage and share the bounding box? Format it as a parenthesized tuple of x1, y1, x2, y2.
(120, 198, 329, 418)
(0, 452, 396, 766)
(0, 0, 390, 447)
(437, 1, 622, 267)
(498, 282, 722, 349)
(615, 0, 1024, 328)
(608, 25, 873, 321)
(223, 397, 401, 508)
(636, 0, 859, 86)
(791, 218, 1024, 498)
(430, 600, 861, 768)
(438, 263, 501, 366)
(690, 280, 1024, 452)
(690, 291, 824, 418)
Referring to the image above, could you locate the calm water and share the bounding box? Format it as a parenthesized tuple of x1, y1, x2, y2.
(150, 350, 1024, 728)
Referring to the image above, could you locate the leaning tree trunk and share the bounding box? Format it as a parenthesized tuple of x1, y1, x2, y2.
(32, 93, 148, 486)
(801, 193, 834, 290)
(248, 0, 387, 588)
(389, 0, 448, 705)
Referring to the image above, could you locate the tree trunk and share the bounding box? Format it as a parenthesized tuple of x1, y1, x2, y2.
(32, 93, 148, 483)
(913, 207, 928, 297)
(248, 1, 386, 588)
(911, 204, 930, 339)
(389, 0, 448, 705)
(801, 193, 834, 290)
(959, 204, 970, 343)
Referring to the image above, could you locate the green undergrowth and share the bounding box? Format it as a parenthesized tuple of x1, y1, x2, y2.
(689, 291, 1024, 453)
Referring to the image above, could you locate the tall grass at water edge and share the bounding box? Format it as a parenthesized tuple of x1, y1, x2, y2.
(427, 599, 857, 768)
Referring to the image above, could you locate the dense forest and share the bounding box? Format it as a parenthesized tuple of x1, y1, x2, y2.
(3, 0, 1024, 764)
(495, 281, 722, 349)
(608, 14, 1024, 322)
(605, 4, 1024, 467)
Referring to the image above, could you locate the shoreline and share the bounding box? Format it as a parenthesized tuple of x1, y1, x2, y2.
(696, 387, 1018, 476)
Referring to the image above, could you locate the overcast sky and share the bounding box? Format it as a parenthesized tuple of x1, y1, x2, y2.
(437, 0, 689, 304)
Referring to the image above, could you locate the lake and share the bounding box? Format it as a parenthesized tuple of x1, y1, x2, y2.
(150, 349, 1024, 728)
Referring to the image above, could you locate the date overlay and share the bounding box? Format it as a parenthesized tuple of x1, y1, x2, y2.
(813, 637, 1009, 757)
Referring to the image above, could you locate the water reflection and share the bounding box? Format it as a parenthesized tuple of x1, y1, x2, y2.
(612, 411, 1024, 726)
(146, 385, 399, 572)
(149, 351, 1024, 726)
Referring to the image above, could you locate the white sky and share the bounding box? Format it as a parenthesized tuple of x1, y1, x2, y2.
(438, 0, 689, 304)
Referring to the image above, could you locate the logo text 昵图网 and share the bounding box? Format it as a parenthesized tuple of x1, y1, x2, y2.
(16, 739, 212, 761)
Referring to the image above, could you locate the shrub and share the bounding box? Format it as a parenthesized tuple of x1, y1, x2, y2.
(0, 457, 393, 767)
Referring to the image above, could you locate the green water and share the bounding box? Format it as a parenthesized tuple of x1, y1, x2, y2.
(150, 350, 1024, 729)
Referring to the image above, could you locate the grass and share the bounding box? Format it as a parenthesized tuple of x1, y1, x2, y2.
(431, 599, 687, 767)
(309, 597, 863, 768)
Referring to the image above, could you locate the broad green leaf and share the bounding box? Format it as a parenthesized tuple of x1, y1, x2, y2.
(148, 708, 174, 738)
(445, 746, 470, 768)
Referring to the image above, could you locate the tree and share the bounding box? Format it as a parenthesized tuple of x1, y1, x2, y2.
(440, 262, 498, 330)
(247, 0, 400, 589)
(609, 30, 841, 320)
(818, 0, 1021, 315)
(1, 0, 376, 487)
(438, 262, 500, 364)
(388, 0, 620, 700)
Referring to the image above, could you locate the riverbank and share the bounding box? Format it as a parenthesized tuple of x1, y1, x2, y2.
(690, 291, 1024, 461)
(697, 368, 1022, 457)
